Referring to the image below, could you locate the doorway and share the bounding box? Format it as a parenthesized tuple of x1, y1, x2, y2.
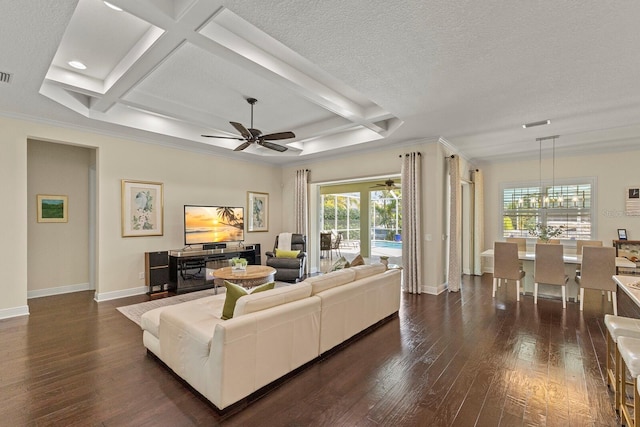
(27, 140, 97, 297)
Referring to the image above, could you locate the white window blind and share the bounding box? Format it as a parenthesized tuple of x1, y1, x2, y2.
(502, 180, 594, 241)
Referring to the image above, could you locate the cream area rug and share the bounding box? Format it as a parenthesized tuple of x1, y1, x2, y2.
(117, 288, 223, 327)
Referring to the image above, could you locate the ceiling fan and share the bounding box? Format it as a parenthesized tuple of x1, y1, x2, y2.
(201, 97, 295, 152)
(370, 179, 398, 190)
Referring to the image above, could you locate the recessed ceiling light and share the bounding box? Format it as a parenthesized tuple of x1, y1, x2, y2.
(522, 119, 551, 129)
(103, 1, 123, 11)
(68, 60, 87, 70)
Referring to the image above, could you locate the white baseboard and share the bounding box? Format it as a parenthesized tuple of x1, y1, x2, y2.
(94, 286, 147, 302)
(0, 305, 29, 320)
(422, 282, 447, 295)
(28, 282, 92, 299)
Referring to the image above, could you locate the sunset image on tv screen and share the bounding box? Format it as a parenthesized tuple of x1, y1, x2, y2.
(184, 206, 244, 244)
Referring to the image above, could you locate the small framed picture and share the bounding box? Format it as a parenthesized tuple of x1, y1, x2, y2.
(37, 194, 68, 223)
(247, 191, 269, 232)
(618, 229, 628, 240)
(121, 180, 164, 237)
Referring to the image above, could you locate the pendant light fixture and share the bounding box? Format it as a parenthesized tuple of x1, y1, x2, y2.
(535, 135, 560, 208)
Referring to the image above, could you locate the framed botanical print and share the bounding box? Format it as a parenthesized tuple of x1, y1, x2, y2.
(37, 194, 68, 223)
(121, 180, 163, 237)
(626, 187, 640, 216)
(247, 191, 269, 232)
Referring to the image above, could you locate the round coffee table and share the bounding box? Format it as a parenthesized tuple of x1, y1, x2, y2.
(212, 265, 276, 289)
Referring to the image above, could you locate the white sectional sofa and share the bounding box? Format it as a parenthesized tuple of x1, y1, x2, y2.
(141, 263, 401, 411)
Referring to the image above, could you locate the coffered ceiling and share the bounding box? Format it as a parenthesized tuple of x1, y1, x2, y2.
(3, 0, 640, 165)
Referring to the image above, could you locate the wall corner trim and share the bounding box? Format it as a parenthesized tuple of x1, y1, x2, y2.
(0, 305, 30, 320)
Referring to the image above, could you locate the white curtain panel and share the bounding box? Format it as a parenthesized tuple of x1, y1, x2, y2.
(472, 169, 485, 276)
(401, 152, 423, 294)
(294, 169, 309, 239)
(448, 155, 461, 292)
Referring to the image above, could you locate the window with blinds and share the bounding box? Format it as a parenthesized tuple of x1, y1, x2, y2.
(502, 180, 594, 241)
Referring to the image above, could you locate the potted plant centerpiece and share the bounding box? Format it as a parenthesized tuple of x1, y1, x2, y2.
(230, 257, 248, 272)
(527, 223, 564, 243)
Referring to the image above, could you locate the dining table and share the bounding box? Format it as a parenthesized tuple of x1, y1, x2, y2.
(481, 249, 636, 301)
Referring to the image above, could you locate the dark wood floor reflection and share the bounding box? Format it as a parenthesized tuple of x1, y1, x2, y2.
(0, 274, 622, 426)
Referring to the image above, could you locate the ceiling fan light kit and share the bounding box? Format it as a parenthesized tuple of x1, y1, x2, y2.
(371, 179, 398, 190)
(201, 97, 295, 153)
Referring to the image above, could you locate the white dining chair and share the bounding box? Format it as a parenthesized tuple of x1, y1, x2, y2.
(575, 239, 603, 280)
(493, 242, 525, 301)
(577, 246, 617, 315)
(534, 243, 569, 308)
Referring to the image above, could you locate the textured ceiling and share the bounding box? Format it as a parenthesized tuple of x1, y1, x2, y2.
(2, 0, 640, 165)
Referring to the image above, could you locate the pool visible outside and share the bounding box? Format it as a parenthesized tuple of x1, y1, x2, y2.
(372, 240, 402, 249)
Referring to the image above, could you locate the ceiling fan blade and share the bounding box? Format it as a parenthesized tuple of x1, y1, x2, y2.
(230, 121, 252, 140)
(261, 131, 295, 141)
(258, 140, 288, 152)
(234, 141, 252, 151)
(201, 134, 245, 140)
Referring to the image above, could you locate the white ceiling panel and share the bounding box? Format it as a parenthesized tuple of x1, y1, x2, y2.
(3, 0, 640, 165)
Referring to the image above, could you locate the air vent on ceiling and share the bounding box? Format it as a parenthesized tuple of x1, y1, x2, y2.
(0, 71, 12, 84)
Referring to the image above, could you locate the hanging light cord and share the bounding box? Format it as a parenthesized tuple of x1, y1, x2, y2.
(539, 138, 542, 208)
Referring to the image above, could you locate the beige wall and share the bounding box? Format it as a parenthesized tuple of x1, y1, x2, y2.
(0, 116, 283, 317)
(27, 140, 91, 294)
(0, 118, 28, 317)
(481, 147, 640, 251)
(280, 139, 452, 294)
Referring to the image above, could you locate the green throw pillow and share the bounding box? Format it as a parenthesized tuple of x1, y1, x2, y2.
(221, 281, 275, 320)
(275, 248, 300, 258)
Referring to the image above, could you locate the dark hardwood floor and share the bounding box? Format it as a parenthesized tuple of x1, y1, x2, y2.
(0, 274, 626, 426)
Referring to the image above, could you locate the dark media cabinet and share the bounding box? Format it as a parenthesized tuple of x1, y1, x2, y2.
(167, 244, 261, 294)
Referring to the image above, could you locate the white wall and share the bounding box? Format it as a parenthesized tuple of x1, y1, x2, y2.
(481, 147, 640, 252)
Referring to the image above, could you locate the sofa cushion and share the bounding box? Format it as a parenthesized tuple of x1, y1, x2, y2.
(351, 263, 386, 280)
(222, 281, 274, 320)
(305, 268, 357, 295)
(233, 282, 313, 317)
(275, 248, 300, 258)
(141, 294, 226, 337)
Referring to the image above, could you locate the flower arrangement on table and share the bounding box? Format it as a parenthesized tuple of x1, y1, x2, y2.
(230, 257, 248, 272)
(527, 223, 564, 243)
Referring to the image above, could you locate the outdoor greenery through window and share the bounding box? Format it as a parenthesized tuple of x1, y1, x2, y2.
(322, 193, 360, 240)
(502, 180, 594, 241)
(370, 190, 402, 244)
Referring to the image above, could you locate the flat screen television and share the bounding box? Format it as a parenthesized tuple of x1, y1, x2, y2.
(184, 205, 244, 246)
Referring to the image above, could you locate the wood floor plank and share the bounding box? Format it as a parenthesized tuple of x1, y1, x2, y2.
(0, 276, 624, 426)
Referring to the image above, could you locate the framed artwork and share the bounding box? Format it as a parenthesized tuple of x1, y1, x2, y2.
(37, 194, 68, 223)
(619, 229, 628, 240)
(121, 180, 163, 237)
(626, 187, 640, 216)
(247, 191, 269, 232)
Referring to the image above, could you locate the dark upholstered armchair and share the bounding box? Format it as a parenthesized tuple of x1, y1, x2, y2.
(265, 234, 307, 282)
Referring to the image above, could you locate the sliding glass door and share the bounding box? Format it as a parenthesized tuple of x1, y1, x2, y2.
(319, 178, 402, 267)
